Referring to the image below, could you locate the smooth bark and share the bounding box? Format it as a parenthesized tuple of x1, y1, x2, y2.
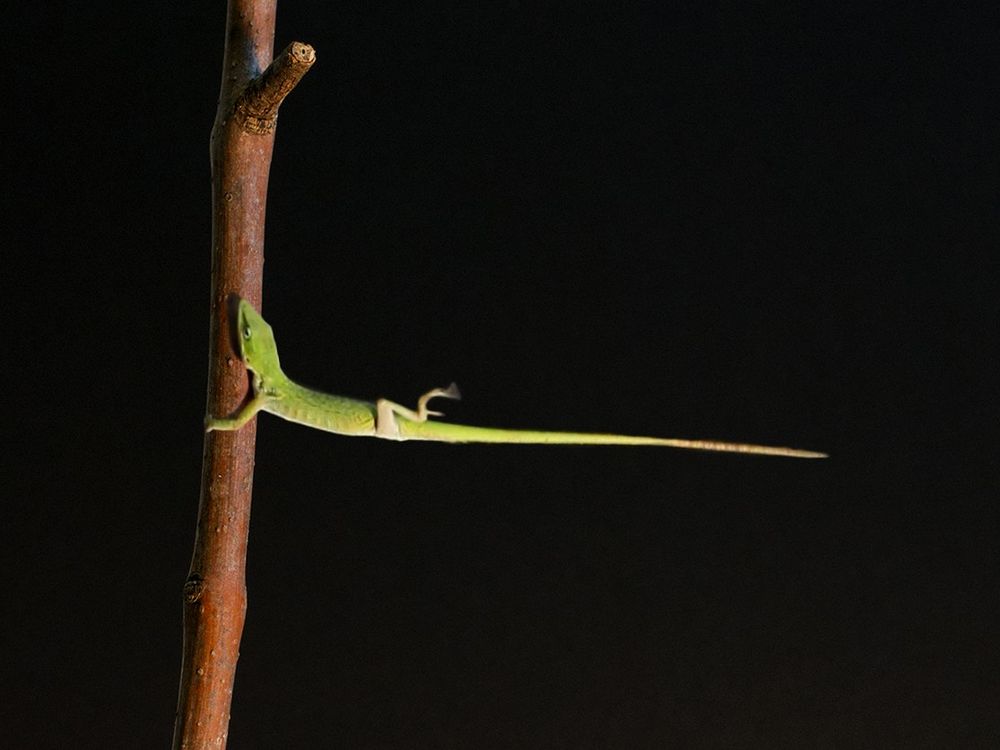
(172, 3, 313, 746)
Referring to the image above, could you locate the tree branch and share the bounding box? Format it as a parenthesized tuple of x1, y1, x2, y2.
(236, 42, 316, 134)
(172, 2, 313, 747)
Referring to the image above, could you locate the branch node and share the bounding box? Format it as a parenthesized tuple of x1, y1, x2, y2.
(235, 42, 316, 135)
(183, 574, 206, 603)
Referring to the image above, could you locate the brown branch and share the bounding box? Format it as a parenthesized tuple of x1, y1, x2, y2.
(236, 42, 316, 134)
(172, 2, 313, 748)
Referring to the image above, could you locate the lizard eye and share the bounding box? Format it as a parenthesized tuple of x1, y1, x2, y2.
(243, 325, 252, 340)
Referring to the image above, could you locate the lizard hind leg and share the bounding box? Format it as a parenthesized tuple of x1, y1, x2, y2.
(375, 382, 461, 438)
(418, 382, 461, 418)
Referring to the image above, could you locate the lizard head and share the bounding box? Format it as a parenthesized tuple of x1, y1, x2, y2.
(234, 297, 281, 377)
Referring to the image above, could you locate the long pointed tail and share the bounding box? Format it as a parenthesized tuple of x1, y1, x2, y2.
(395, 419, 826, 458)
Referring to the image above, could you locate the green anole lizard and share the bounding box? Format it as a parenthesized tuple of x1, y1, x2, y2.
(206, 298, 826, 458)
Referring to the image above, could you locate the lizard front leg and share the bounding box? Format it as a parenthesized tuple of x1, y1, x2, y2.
(205, 392, 269, 432)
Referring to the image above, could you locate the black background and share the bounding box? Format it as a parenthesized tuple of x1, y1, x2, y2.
(4, 4, 997, 748)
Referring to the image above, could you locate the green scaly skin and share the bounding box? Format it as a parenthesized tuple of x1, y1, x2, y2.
(205, 298, 826, 459)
